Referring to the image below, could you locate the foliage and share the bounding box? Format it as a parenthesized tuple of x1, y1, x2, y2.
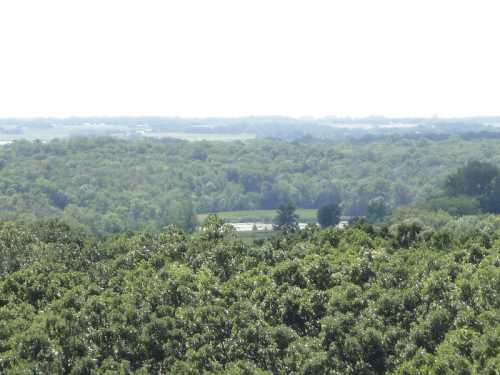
(366, 197, 390, 223)
(480, 177, 500, 214)
(317, 203, 341, 228)
(0, 220, 498, 374)
(445, 161, 499, 197)
(2, 136, 500, 235)
(443, 161, 500, 215)
(273, 203, 299, 232)
(425, 195, 481, 216)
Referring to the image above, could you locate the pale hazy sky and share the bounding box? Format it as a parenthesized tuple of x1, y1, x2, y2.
(0, 0, 499, 118)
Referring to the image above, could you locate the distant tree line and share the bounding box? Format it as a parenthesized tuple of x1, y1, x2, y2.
(0, 137, 500, 235)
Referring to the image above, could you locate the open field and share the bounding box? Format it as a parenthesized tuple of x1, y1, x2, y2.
(144, 132, 256, 142)
(197, 209, 318, 223)
(0, 124, 256, 143)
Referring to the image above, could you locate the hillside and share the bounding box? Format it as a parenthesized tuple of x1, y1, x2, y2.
(1, 136, 500, 235)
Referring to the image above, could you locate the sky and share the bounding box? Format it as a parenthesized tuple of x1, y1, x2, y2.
(0, 0, 499, 118)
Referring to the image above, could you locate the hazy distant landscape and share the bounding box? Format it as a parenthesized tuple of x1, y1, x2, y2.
(2, 0, 500, 373)
(1, 116, 500, 144)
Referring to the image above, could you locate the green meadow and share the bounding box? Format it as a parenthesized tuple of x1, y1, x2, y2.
(197, 208, 318, 223)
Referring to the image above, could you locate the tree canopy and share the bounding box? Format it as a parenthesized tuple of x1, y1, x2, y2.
(317, 203, 341, 228)
(442, 161, 500, 215)
(1, 136, 500, 235)
(0, 219, 498, 374)
(445, 160, 499, 197)
(274, 203, 299, 232)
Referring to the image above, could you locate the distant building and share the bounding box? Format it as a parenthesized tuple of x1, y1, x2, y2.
(224, 221, 349, 232)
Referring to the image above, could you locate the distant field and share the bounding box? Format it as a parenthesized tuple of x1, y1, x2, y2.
(145, 132, 256, 142)
(197, 209, 318, 223)
(0, 125, 256, 143)
(0, 124, 130, 142)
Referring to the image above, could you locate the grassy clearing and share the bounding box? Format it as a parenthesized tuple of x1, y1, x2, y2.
(197, 209, 318, 223)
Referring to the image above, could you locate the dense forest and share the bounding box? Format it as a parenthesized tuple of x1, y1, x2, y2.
(1, 136, 500, 235)
(0, 135, 499, 374)
(0, 217, 498, 374)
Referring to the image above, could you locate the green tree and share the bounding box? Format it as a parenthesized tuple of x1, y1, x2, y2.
(317, 203, 341, 228)
(425, 195, 481, 216)
(273, 203, 299, 232)
(200, 214, 232, 241)
(445, 160, 499, 197)
(366, 197, 390, 223)
(394, 220, 423, 248)
(480, 176, 500, 214)
(0, 219, 499, 373)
